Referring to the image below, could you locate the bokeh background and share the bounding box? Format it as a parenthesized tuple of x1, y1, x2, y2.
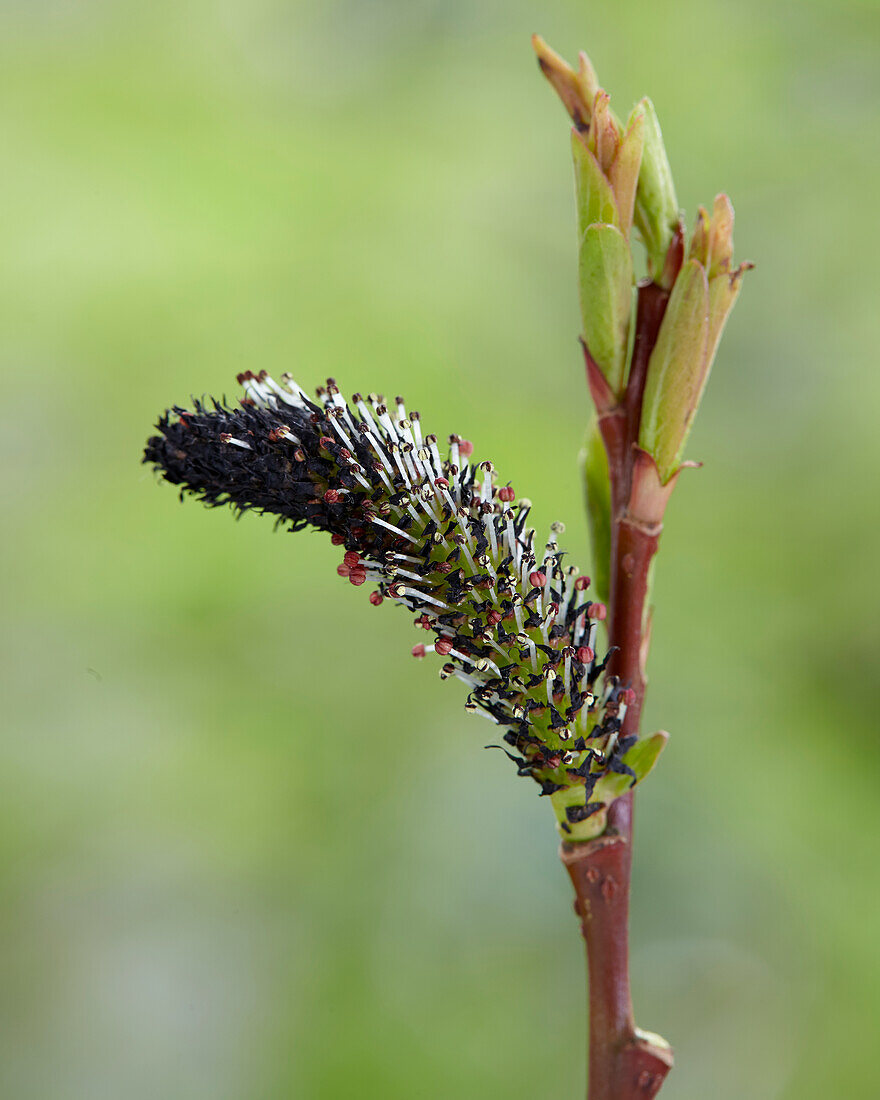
(2, 1, 879, 1097)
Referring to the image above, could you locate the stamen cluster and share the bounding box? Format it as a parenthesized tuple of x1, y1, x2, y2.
(144, 371, 639, 832)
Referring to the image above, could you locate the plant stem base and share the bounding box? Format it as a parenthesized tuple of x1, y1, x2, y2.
(562, 834, 673, 1099)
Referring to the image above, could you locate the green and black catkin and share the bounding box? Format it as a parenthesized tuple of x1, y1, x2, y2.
(144, 370, 638, 826)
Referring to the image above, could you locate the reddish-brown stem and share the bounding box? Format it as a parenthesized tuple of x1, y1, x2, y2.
(563, 837, 672, 1099)
(623, 282, 669, 490)
(570, 280, 674, 1098)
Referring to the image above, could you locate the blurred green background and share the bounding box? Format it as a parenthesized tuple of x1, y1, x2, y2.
(2, 1, 879, 1097)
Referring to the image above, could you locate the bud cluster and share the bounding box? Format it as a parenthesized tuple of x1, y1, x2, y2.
(144, 372, 655, 838)
(535, 35, 750, 499)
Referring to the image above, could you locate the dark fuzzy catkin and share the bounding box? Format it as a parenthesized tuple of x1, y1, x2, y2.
(145, 370, 636, 812)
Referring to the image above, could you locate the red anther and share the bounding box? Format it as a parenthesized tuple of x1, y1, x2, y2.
(319, 436, 334, 450)
(411, 644, 426, 659)
(339, 448, 352, 459)
(324, 489, 341, 504)
(336, 563, 351, 577)
(436, 562, 451, 574)
(343, 550, 360, 567)
(435, 639, 453, 656)
(529, 571, 546, 588)
(575, 575, 591, 591)
(258, 369, 268, 381)
(587, 602, 607, 620)
(416, 614, 432, 630)
(497, 486, 515, 502)
(549, 602, 559, 616)
(434, 477, 450, 489)
(242, 370, 254, 380)
(576, 646, 595, 664)
(620, 688, 637, 706)
(293, 448, 306, 462)
(330, 533, 345, 546)
(349, 569, 367, 586)
(487, 610, 502, 625)
(235, 373, 245, 385)
(458, 440, 474, 457)
(369, 591, 383, 605)
(351, 527, 365, 539)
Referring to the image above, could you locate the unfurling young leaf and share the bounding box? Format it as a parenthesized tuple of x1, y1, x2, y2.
(640, 201, 750, 482)
(633, 97, 680, 283)
(578, 223, 633, 396)
(572, 130, 620, 234)
(609, 106, 645, 238)
(638, 258, 710, 483)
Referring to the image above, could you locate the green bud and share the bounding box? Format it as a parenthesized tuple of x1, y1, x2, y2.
(572, 130, 620, 234)
(581, 417, 612, 604)
(633, 97, 679, 281)
(578, 223, 633, 395)
(638, 259, 710, 483)
(609, 107, 645, 237)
